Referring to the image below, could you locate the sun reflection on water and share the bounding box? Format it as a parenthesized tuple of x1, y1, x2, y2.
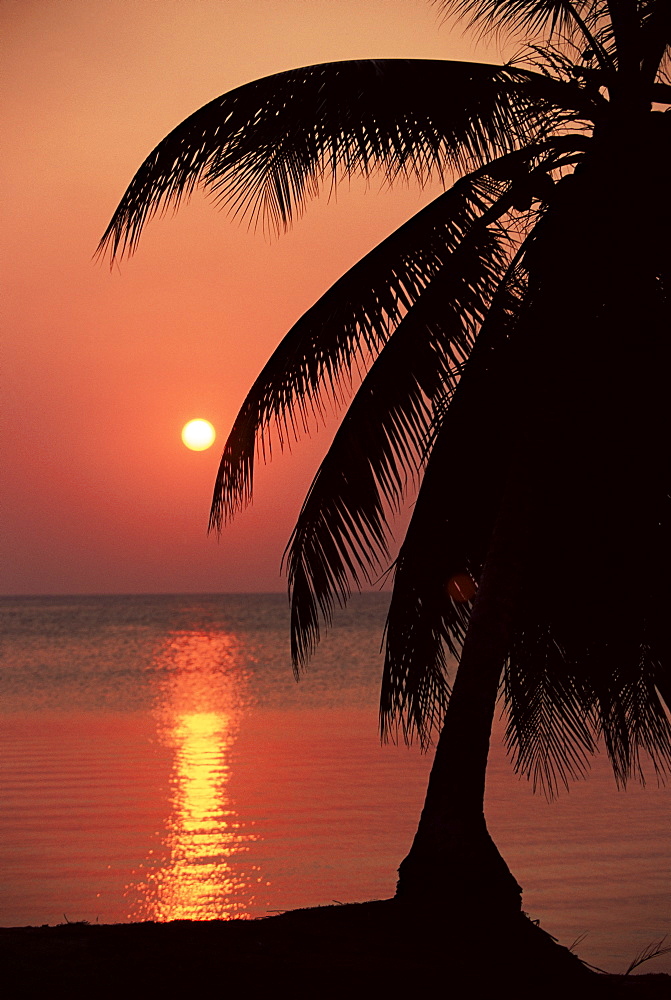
(126, 629, 267, 920)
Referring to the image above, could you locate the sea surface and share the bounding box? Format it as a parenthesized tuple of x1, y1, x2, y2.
(1, 594, 669, 973)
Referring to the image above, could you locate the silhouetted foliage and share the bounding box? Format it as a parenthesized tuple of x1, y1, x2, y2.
(100, 1, 671, 809)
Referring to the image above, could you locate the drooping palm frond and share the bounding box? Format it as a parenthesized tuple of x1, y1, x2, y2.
(504, 631, 597, 797)
(595, 646, 671, 787)
(209, 135, 588, 534)
(97, 58, 598, 260)
(380, 265, 529, 745)
(208, 172, 512, 531)
(286, 221, 511, 667)
(506, 626, 671, 796)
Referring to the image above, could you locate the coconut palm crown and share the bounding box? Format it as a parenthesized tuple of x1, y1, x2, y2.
(100, 0, 671, 905)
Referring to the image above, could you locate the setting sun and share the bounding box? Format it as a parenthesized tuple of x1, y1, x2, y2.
(181, 419, 216, 451)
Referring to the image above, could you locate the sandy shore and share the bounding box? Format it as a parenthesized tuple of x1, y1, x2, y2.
(2, 900, 669, 998)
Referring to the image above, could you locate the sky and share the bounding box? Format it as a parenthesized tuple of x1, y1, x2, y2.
(3, 0, 510, 594)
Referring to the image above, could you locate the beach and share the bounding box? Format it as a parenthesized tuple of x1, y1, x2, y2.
(3, 901, 670, 998)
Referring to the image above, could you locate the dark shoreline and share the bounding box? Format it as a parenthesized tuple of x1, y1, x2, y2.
(2, 900, 669, 998)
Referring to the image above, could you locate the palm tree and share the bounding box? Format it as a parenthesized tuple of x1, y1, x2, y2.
(99, 1, 671, 915)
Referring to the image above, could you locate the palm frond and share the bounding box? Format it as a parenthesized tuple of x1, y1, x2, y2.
(98, 58, 598, 260)
(380, 265, 529, 745)
(593, 644, 671, 787)
(286, 222, 512, 667)
(208, 177, 503, 531)
(446, 0, 621, 82)
(445, 0, 606, 42)
(506, 628, 671, 796)
(504, 632, 597, 797)
(209, 136, 589, 532)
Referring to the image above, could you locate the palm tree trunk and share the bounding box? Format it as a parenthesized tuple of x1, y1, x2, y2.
(396, 472, 528, 913)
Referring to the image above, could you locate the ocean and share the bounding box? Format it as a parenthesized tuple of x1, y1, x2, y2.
(1, 593, 669, 973)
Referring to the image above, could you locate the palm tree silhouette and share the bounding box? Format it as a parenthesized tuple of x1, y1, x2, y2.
(99, 1, 671, 914)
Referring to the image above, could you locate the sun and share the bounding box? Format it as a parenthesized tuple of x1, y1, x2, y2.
(181, 419, 216, 451)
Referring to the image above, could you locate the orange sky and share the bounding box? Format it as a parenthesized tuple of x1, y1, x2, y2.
(3, 0, 509, 594)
